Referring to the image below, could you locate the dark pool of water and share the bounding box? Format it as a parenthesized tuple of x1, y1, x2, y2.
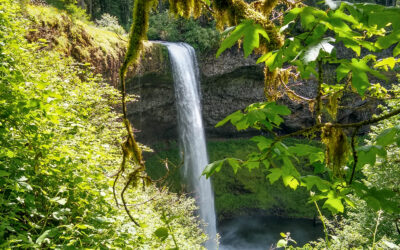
(218, 215, 324, 250)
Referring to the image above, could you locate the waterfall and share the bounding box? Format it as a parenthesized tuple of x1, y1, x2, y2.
(162, 42, 217, 249)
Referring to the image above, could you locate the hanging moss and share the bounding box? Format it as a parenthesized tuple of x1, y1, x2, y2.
(168, 0, 203, 18)
(326, 91, 343, 120)
(264, 67, 280, 101)
(120, 0, 157, 77)
(261, 0, 279, 16)
(321, 125, 349, 178)
(117, 1, 158, 219)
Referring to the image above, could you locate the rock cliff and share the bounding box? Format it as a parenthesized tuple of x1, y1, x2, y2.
(127, 43, 379, 144)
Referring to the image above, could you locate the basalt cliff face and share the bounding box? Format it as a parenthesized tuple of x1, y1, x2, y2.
(127, 43, 378, 144)
(127, 47, 267, 144)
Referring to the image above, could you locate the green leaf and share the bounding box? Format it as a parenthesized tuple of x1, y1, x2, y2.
(267, 168, 282, 184)
(260, 51, 279, 70)
(234, 117, 249, 131)
(323, 197, 344, 213)
(277, 239, 287, 248)
(36, 228, 58, 245)
(282, 157, 300, 178)
(311, 162, 326, 174)
(203, 159, 225, 178)
(242, 22, 269, 57)
(256, 51, 274, 64)
(301, 176, 330, 192)
(374, 57, 398, 71)
(364, 196, 380, 211)
(49, 197, 67, 205)
(369, 10, 400, 29)
(336, 64, 351, 82)
(352, 68, 369, 96)
(288, 144, 323, 156)
(376, 30, 400, 50)
(394, 42, 400, 57)
(357, 148, 377, 168)
(251, 136, 273, 151)
(0, 170, 10, 177)
(227, 158, 241, 174)
(215, 110, 243, 128)
(262, 159, 270, 169)
(376, 127, 399, 146)
(337, 37, 360, 56)
(343, 196, 356, 208)
(76, 224, 94, 229)
(247, 109, 266, 125)
(300, 7, 316, 30)
(282, 175, 299, 190)
(216, 20, 269, 58)
(244, 161, 260, 171)
(154, 227, 169, 241)
(283, 8, 303, 25)
(269, 103, 291, 115)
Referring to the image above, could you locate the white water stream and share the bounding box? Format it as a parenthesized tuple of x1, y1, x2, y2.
(162, 42, 217, 249)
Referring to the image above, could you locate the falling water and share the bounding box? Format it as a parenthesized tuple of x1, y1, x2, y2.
(162, 42, 217, 249)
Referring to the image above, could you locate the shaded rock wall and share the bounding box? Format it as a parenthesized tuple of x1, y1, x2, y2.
(127, 46, 269, 144)
(126, 43, 380, 144)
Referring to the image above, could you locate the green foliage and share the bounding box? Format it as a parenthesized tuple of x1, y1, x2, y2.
(45, 0, 90, 21)
(277, 232, 297, 249)
(208, 0, 400, 220)
(0, 1, 206, 248)
(311, 108, 400, 247)
(147, 10, 220, 53)
(215, 102, 291, 131)
(145, 139, 322, 219)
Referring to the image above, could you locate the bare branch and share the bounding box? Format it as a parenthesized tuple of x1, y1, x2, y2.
(315, 60, 323, 124)
(278, 75, 313, 102)
(349, 127, 360, 184)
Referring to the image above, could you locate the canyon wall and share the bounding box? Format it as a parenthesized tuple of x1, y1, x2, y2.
(127, 43, 377, 144)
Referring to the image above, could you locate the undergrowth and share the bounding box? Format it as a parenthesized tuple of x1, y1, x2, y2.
(147, 10, 220, 54)
(0, 1, 206, 248)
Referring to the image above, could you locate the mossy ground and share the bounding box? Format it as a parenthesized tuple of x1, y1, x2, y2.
(145, 137, 324, 220)
(26, 4, 126, 85)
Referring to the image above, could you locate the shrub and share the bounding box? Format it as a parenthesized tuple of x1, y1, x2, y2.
(0, 1, 206, 248)
(147, 10, 220, 54)
(95, 13, 126, 35)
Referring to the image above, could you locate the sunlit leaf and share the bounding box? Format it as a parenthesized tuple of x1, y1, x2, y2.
(203, 159, 225, 178)
(323, 197, 344, 213)
(216, 20, 269, 58)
